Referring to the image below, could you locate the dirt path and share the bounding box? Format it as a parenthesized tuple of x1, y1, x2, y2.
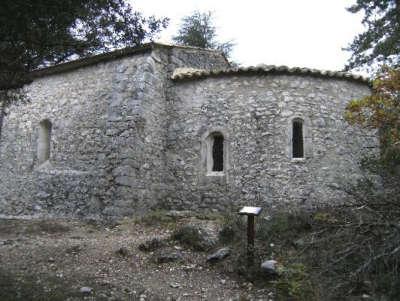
(0, 217, 272, 301)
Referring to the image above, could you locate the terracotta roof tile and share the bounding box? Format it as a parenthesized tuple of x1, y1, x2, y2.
(171, 65, 370, 85)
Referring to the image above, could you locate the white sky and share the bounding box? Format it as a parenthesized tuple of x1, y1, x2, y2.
(131, 0, 365, 72)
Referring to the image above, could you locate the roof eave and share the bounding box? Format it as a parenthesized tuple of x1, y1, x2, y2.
(31, 43, 155, 79)
(30, 42, 227, 79)
(171, 67, 371, 86)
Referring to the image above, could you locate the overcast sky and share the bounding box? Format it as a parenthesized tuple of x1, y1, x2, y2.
(131, 0, 365, 72)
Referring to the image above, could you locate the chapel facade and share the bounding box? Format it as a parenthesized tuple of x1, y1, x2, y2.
(0, 43, 377, 217)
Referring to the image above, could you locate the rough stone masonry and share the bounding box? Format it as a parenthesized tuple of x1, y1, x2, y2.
(0, 43, 378, 217)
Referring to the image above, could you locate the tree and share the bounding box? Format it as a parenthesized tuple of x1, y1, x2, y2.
(0, 0, 168, 141)
(345, 0, 400, 71)
(0, 0, 168, 91)
(345, 66, 400, 164)
(337, 67, 400, 298)
(172, 11, 234, 58)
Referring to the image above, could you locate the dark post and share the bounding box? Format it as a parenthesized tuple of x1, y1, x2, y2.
(239, 206, 262, 265)
(247, 215, 255, 264)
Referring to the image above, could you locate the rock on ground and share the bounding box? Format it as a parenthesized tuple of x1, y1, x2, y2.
(207, 247, 231, 263)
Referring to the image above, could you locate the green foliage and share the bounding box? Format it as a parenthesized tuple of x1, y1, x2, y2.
(217, 204, 400, 299)
(0, 267, 98, 301)
(171, 224, 214, 251)
(0, 0, 168, 91)
(218, 211, 312, 248)
(218, 211, 318, 300)
(312, 211, 340, 225)
(274, 263, 317, 301)
(306, 201, 400, 300)
(256, 211, 312, 246)
(171, 225, 202, 249)
(342, 67, 400, 298)
(345, 0, 400, 71)
(345, 66, 400, 166)
(218, 213, 246, 244)
(0, 219, 70, 236)
(135, 209, 176, 227)
(172, 11, 234, 58)
(0, 0, 168, 143)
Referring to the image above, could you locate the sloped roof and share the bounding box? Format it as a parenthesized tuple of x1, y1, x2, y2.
(171, 65, 370, 85)
(29, 42, 369, 86)
(31, 42, 225, 79)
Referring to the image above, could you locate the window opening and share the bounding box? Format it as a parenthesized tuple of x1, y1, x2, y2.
(212, 134, 224, 171)
(38, 119, 52, 164)
(292, 120, 304, 158)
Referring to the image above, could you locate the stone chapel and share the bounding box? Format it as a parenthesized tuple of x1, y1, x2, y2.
(0, 43, 377, 217)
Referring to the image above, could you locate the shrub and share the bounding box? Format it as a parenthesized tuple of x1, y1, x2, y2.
(136, 210, 176, 227)
(274, 263, 317, 301)
(218, 213, 246, 244)
(171, 224, 216, 251)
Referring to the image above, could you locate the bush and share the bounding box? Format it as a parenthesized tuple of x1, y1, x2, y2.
(217, 196, 400, 300)
(256, 210, 312, 245)
(136, 210, 176, 227)
(274, 263, 317, 301)
(218, 213, 246, 244)
(171, 224, 216, 251)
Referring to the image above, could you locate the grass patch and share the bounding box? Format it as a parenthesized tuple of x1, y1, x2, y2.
(0, 219, 70, 236)
(30, 220, 71, 234)
(218, 212, 247, 244)
(217, 210, 320, 300)
(171, 224, 215, 251)
(0, 268, 88, 301)
(216, 206, 400, 300)
(273, 263, 318, 301)
(135, 209, 178, 227)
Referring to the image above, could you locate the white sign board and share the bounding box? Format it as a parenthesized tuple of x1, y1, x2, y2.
(239, 206, 262, 216)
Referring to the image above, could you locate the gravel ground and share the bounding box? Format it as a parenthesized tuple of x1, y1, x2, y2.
(0, 217, 273, 301)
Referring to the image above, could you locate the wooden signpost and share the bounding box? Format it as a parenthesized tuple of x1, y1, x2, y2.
(238, 206, 262, 265)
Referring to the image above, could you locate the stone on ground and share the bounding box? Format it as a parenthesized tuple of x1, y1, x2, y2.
(155, 249, 183, 263)
(260, 259, 279, 276)
(138, 237, 165, 252)
(206, 247, 231, 263)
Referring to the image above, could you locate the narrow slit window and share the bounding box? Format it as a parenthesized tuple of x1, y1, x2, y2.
(292, 120, 304, 158)
(38, 119, 52, 164)
(212, 134, 224, 171)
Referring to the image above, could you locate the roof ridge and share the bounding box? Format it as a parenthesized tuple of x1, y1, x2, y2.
(31, 42, 224, 79)
(152, 42, 224, 53)
(171, 65, 370, 85)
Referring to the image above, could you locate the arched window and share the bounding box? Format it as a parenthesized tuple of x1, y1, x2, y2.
(205, 131, 225, 173)
(212, 133, 224, 171)
(292, 119, 304, 158)
(38, 119, 52, 164)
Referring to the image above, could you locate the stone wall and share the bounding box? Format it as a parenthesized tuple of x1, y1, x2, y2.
(0, 60, 112, 216)
(0, 44, 230, 217)
(0, 44, 378, 217)
(101, 46, 230, 216)
(165, 74, 378, 211)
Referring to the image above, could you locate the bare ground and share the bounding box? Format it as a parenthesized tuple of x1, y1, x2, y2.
(0, 216, 273, 301)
